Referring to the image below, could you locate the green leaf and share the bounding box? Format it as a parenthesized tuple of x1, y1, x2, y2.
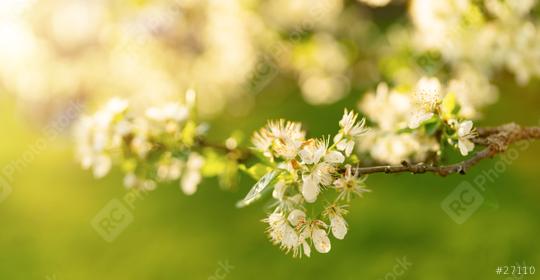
(396, 127, 414, 134)
(425, 119, 441, 136)
(442, 92, 456, 116)
(239, 163, 272, 180)
(181, 121, 197, 146)
(236, 170, 279, 208)
(201, 149, 226, 177)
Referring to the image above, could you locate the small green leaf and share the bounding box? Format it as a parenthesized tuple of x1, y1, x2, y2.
(201, 149, 226, 177)
(236, 170, 279, 208)
(181, 121, 197, 146)
(396, 127, 414, 134)
(442, 92, 456, 116)
(239, 163, 272, 180)
(425, 120, 441, 136)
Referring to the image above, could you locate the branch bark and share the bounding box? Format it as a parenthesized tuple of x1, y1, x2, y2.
(353, 123, 540, 177)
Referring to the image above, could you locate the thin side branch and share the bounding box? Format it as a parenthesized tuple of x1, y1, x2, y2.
(195, 137, 252, 162)
(353, 123, 540, 177)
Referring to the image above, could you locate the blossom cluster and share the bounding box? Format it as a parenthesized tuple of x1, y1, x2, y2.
(408, 77, 477, 156)
(357, 76, 478, 166)
(411, 0, 540, 85)
(75, 92, 207, 195)
(5, 0, 384, 121)
(248, 110, 370, 257)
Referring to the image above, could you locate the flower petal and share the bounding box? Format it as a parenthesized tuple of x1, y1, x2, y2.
(345, 140, 355, 157)
(458, 139, 475, 156)
(93, 155, 111, 178)
(181, 170, 201, 195)
(298, 149, 313, 164)
(330, 215, 348, 240)
(324, 151, 345, 164)
(458, 120, 473, 137)
(408, 111, 433, 129)
(301, 175, 320, 203)
(336, 139, 348, 151)
(272, 181, 287, 200)
(282, 225, 299, 249)
(302, 241, 311, 257)
(333, 133, 343, 144)
(312, 228, 331, 253)
(288, 209, 306, 226)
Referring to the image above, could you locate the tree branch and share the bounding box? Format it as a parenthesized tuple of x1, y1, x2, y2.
(196, 123, 540, 177)
(353, 123, 540, 177)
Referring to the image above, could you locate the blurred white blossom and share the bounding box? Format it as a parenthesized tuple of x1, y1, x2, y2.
(75, 93, 208, 195)
(409, 77, 442, 129)
(410, 0, 540, 85)
(357, 0, 392, 7)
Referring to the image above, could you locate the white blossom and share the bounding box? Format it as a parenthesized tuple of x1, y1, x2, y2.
(456, 120, 475, 156)
(334, 109, 367, 156)
(447, 65, 498, 119)
(324, 204, 349, 240)
(299, 140, 341, 203)
(252, 120, 305, 160)
(360, 83, 413, 131)
(181, 152, 205, 195)
(75, 98, 129, 179)
(415, 77, 442, 109)
(145, 103, 189, 123)
(360, 131, 439, 165)
(298, 140, 326, 165)
(408, 110, 434, 129)
(141, 180, 157, 191)
(104, 98, 129, 116)
(272, 181, 287, 200)
(338, 109, 368, 138)
(157, 157, 184, 181)
(411, 0, 540, 85)
(264, 212, 300, 254)
(333, 165, 370, 201)
(123, 173, 138, 189)
(287, 209, 306, 227)
(92, 154, 112, 178)
(77, 99, 200, 195)
(357, 0, 392, 7)
(408, 77, 443, 129)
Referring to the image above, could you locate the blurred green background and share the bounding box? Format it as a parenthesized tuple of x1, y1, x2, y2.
(1, 80, 539, 279)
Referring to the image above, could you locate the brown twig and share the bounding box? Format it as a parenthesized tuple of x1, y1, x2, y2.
(353, 123, 540, 177)
(195, 137, 252, 162)
(196, 123, 540, 177)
